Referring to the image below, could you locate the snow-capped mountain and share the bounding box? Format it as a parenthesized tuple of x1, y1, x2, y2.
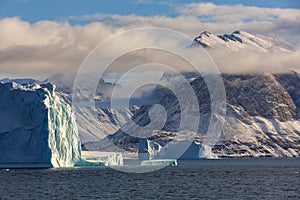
(0, 78, 41, 85)
(45, 74, 135, 143)
(192, 30, 295, 52)
(1, 31, 299, 159)
(214, 73, 300, 157)
(1, 75, 135, 143)
(80, 31, 300, 158)
(88, 72, 300, 158)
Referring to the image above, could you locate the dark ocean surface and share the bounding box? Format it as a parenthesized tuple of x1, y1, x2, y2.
(0, 158, 299, 200)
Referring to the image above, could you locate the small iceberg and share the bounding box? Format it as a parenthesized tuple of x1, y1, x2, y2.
(138, 138, 161, 160)
(139, 139, 219, 160)
(141, 159, 177, 166)
(75, 159, 106, 167)
(76, 151, 124, 167)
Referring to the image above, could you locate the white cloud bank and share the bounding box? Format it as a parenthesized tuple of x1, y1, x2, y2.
(0, 3, 299, 78)
(0, 17, 121, 77)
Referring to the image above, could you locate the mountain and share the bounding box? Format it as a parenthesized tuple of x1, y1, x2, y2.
(86, 72, 300, 158)
(2, 31, 299, 159)
(1, 75, 136, 143)
(45, 74, 135, 143)
(192, 31, 295, 52)
(82, 31, 300, 158)
(0, 78, 41, 85)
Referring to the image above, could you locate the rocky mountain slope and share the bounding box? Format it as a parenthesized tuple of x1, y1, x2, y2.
(82, 31, 300, 158)
(86, 73, 300, 158)
(1, 76, 135, 143)
(3, 31, 299, 158)
(45, 74, 135, 143)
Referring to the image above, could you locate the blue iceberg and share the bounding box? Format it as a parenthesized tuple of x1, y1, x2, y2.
(139, 139, 218, 160)
(0, 82, 81, 168)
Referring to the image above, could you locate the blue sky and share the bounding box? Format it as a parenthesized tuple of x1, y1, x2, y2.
(1, 0, 299, 23)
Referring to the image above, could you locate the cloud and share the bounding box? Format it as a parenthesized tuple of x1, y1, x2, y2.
(176, 3, 300, 22)
(67, 3, 300, 44)
(174, 2, 300, 44)
(0, 3, 300, 78)
(0, 17, 119, 77)
(206, 48, 300, 74)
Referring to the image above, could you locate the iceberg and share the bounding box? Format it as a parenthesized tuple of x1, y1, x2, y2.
(0, 82, 81, 168)
(139, 139, 218, 160)
(138, 138, 161, 160)
(75, 159, 106, 167)
(78, 151, 123, 166)
(199, 144, 219, 159)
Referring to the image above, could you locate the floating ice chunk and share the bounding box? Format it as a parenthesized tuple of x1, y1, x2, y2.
(80, 151, 123, 166)
(75, 159, 106, 167)
(141, 159, 177, 166)
(199, 144, 219, 159)
(153, 140, 198, 160)
(141, 139, 219, 160)
(138, 138, 161, 160)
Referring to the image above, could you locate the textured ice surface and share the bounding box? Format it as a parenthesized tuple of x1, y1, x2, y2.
(79, 151, 123, 166)
(0, 82, 81, 168)
(199, 144, 218, 159)
(138, 139, 218, 160)
(138, 138, 161, 160)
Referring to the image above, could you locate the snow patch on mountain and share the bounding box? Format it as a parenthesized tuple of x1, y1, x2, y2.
(89, 73, 300, 158)
(193, 31, 295, 52)
(40, 74, 135, 143)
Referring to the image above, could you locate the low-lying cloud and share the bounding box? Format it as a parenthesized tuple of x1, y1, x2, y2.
(0, 17, 119, 77)
(207, 48, 300, 74)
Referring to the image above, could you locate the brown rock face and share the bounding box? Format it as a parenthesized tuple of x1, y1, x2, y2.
(84, 73, 300, 158)
(223, 73, 297, 122)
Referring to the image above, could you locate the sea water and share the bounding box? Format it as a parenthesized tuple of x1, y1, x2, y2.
(0, 158, 299, 199)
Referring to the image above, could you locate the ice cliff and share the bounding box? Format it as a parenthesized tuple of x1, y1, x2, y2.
(0, 81, 81, 168)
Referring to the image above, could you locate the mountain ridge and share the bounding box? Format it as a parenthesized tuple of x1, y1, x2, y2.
(84, 72, 300, 158)
(192, 30, 295, 52)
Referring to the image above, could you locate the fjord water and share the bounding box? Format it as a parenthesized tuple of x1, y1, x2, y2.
(0, 158, 299, 199)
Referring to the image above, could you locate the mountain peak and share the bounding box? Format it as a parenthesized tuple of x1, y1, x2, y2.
(199, 30, 211, 37)
(193, 30, 294, 52)
(232, 30, 241, 34)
